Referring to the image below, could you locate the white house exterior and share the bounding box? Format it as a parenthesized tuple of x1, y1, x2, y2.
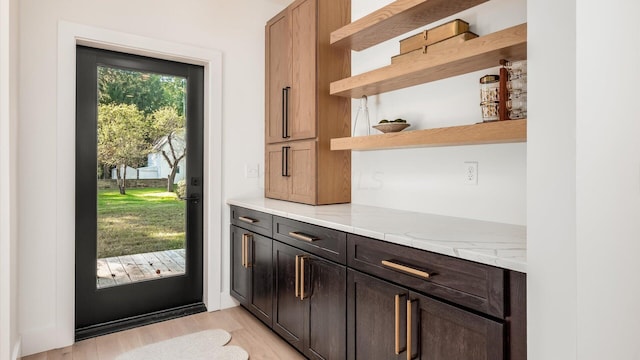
(112, 132, 186, 182)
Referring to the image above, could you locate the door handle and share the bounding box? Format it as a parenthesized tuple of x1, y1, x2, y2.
(241, 234, 246, 268)
(395, 294, 407, 355)
(407, 299, 417, 360)
(242, 233, 252, 268)
(300, 255, 308, 300)
(282, 86, 290, 139)
(295, 255, 300, 298)
(181, 193, 200, 205)
(281, 146, 290, 177)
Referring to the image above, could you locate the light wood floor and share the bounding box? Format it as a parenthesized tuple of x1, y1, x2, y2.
(22, 306, 304, 360)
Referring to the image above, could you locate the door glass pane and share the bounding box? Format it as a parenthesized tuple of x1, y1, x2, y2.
(95, 65, 188, 289)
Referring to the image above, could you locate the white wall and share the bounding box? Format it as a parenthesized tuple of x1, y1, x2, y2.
(576, 1, 640, 359)
(527, 0, 577, 358)
(350, 0, 527, 225)
(0, 0, 20, 358)
(18, 0, 281, 355)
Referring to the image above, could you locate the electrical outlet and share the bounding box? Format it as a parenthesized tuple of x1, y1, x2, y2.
(464, 161, 478, 185)
(245, 164, 259, 179)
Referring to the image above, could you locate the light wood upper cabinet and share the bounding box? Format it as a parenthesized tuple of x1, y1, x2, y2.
(289, 0, 317, 142)
(265, 140, 317, 205)
(266, 0, 318, 144)
(266, 10, 290, 144)
(264, 0, 351, 205)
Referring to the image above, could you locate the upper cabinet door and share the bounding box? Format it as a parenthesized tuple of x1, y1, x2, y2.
(288, 140, 316, 204)
(265, 0, 317, 144)
(289, 0, 317, 142)
(266, 10, 291, 144)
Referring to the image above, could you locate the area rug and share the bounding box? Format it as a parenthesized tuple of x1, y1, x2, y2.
(115, 329, 249, 360)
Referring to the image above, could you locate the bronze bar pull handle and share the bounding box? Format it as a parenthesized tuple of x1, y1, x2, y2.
(245, 234, 253, 268)
(381, 260, 430, 279)
(241, 234, 247, 268)
(300, 256, 306, 300)
(288, 231, 318, 242)
(394, 294, 407, 355)
(295, 255, 300, 298)
(407, 299, 417, 360)
(238, 216, 257, 224)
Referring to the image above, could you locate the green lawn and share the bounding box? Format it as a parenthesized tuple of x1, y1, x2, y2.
(98, 187, 185, 258)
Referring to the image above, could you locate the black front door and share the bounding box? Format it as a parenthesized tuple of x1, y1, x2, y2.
(75, 46, 204, 339)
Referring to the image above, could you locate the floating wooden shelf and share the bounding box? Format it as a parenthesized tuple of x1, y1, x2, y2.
(330, 119, 527, 151)
(330, 23, 527, 98)
(330, 0, 488, 51)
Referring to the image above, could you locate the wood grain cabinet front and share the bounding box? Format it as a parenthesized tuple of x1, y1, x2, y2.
(347, 270, 503, 360)
(228, 206, 526, 360)
(273, 240, 347, 359)
(230, 225, 274, 327)
(265, 140, 317, 205)
(264, 0, 352, 205)
(230, 205, 273, 237)
(348, 234, 505, 318)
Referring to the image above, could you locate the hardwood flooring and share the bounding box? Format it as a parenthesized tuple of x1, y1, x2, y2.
(22, 306, 304, 360)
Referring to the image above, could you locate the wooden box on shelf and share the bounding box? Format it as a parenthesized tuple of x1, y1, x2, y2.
(392, 31, 478, 64)
(399, 18, 470, 54)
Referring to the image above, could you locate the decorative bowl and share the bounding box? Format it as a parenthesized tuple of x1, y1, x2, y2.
(372, 123, 410, 133)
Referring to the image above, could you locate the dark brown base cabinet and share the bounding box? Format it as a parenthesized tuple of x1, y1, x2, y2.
(230, 205, 526, 360)
(273, 241, 346, 359)
(348, 270, 503, 360)
(230, 225, 273, 326)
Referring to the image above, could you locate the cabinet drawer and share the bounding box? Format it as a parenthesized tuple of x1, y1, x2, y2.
(273, 216, 346, 264)
(230, 206, 273, 237)
(348, 234, 505, 318)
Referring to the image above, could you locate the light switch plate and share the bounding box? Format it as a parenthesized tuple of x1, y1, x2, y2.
(245, 164, 259, 179)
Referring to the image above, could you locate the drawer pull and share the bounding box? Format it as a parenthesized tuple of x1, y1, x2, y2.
(382, 260, 430, 279)
(238, 216, 258, 224)
(288, 231, 318, 242)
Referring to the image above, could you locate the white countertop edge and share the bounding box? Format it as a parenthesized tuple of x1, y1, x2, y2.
(227, 198, 527, 273)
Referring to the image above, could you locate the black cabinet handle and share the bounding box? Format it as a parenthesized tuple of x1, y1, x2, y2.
(282, 86, 291, 139)
(281, 146, 291, 177)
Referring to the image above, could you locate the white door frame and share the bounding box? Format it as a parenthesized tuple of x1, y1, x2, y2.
(52, 21, 222, 349)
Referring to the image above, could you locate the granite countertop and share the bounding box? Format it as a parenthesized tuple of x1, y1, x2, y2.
(227, 198, 527, 273)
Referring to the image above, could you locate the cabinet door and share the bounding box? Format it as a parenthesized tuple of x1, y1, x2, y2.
(303, 254, 346, 360)
(248, 232, 273, 327)
(289, 0, 317, 141)
(230, 225, 250, 306)
(348, 270, 407, 360)
(273, 241, 305, 351)
(409, 291, 504, 360)
(288, 140, 316, 204)
(265, 143, 290, 201)
(266, 9, 291, 144)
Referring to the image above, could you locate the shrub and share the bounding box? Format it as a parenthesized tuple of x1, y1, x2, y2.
(175, 179, 187, 198)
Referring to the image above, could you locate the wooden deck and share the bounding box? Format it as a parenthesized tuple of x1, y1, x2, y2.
(97, 249, 186, 289)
